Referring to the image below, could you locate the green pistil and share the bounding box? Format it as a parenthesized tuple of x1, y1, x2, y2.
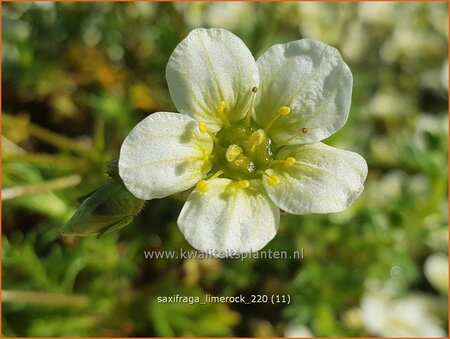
(212, 123, 273, 180)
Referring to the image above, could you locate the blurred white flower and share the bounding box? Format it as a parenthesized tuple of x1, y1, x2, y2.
(173, 2, 207, 28)
(441, 60, 448, 90)
(424, 253, 449, 294)
(174, 2, 253, 30)
(421, 68, 447, 92)
(413, 113, 449, 152)
(425, 226, 449, 253)
(340, 22, 367, 62)
(368, 89, 412, 119)
(358, 2, 395, 26)
(365, 170, 405, 208)
(284, 323, 313, 338)
(205, 2, 253, 30)
(125, 2, 157, 19)
(380, 3, 446, 65)
(426, 2, 449, 37)
(297, 2, 351, 46)
(361, 293, 446, 337)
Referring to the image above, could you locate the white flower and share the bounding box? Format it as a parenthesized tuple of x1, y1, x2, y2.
(358, 2, 396, 26)
(118, 28, 367, 254)
(297, 2, 350, 46)
(441, 59, 448, 90)
(205, 2, 253, 30)
(424, 253, 449, 294)
(361, 293, 446, 337)
(284, 323, 313, 338)
(174, 2, 254, 30)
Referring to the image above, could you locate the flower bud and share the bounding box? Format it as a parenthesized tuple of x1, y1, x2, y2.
(60, 180, 145, 238)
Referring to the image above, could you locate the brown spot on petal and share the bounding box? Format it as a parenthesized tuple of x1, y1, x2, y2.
(301, 128, 308, 134)
(251, 86, 258, 93)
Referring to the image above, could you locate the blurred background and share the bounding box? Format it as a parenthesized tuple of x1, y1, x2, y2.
(2, 1, 448, 337)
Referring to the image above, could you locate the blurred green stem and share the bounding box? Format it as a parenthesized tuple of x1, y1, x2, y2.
(3, 114, 95, 158)
(2, 174, 82, 201)
(2, 290, 89, 308)
(94, 119, 105, 154)
(3, 153, 88, 170)
(2, 136, 26, 154)
(28, 123, 94, 158)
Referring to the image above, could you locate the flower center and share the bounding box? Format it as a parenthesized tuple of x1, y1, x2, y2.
(197, 88, 295, 188)
(212, 123, 273, 180)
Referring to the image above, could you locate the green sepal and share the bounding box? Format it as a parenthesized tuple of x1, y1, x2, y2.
(60, 180, 145, 237)
(96, 216, 134, 239)
(76, 186, 102, 204)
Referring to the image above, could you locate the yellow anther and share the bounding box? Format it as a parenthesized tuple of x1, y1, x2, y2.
(196, 180, 209, 193)
(284, 157, 296, 167)
(225, 144, 244, 162)
(218, 100, 226, 113)
(265, 106, 291, 132)
(278, 106, 291, 116)
(267, 175, 280, 186)
(199, 122, 218, 142)
(238, 180, 250, 189)
(199, 122, 208, 134)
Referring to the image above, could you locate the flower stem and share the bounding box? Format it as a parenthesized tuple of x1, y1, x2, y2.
(3, 153, 88, 170)
(2, 290, 89, 308)
(3, 114, 94, 158)
(2, 174, 82, 201)
(28, 123, 94, 158)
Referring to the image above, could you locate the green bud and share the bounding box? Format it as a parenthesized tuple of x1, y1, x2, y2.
(60, 180, 145, 238)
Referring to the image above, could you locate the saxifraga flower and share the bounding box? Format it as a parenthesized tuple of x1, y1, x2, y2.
(118, 28, 368, 254)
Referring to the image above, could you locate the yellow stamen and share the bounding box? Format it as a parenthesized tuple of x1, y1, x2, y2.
(237, 180, 250, 189)
(278, 106, 291, 116)
(209, 170, 224, 180)
(218, 100, 226, 114)
(225, 144, 244, 162)
(198, 122, 218, 143)
(201, 148, 210, 161)
(196, 180, 209, 192)
(217, 100, 231, 127)
(267, 175, 280, 186)
(199, 122, 208, 134)
(284, 157, 296, 167)
(259, 171, 281, 186)
(264, 105, 291, 132)
(196, 170, 224, 193)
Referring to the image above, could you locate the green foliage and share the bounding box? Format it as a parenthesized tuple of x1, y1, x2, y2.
(2, 2, 448, 337)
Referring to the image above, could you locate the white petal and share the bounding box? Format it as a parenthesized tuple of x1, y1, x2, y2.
(424, 254, 449, 294)
(166, 28, 259, 132)
(119, 112, 213, 200)
(255, 39, 353, 145)
(178, 178, 279, 254)
(263, 143, 367, 214)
